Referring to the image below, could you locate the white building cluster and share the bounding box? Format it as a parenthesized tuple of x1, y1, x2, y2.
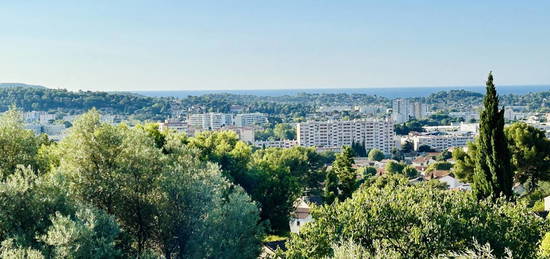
(20, 111, 122, 141)
(296, 119, 395, 154)
(188, 112, 267, 130)
(188, 113, 233, 130)
(392, 99, 428, 123)
(503, 106, 529, 121)
(234, 112, 268, 127)
(423, 123, 479, 134)
(160, 112, 267, 143)
(410, 133, 475, 151)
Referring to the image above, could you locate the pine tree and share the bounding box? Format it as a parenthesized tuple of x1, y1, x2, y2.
(472, 72, 513, 200)
(333, 146, 357, 201)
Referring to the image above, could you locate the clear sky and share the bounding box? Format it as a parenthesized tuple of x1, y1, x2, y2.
(1, 1, 549, 91)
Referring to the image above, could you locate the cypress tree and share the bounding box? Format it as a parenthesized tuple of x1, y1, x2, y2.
(472, 72, 513, 200)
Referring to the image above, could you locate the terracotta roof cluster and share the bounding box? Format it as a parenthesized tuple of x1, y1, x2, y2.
(413, 156, 432, 164)
(424, 170, 451, 180)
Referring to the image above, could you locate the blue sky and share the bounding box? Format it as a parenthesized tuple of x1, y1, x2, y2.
(1, 1, 549, 91)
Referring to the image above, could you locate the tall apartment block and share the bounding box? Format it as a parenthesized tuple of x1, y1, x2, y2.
(296, 119, 395, 154)
(234, 113, 268, 127)
(188, 113, 233, 130)
(392, 99, 428, 123)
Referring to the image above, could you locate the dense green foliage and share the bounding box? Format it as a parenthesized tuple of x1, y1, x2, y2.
(394, 113, 464, 135)
(452, 141, 478, 183)
(323, 147, 358, 203)
(285, 175, 547, 259)
(0, 108, 50, 177)
(424, 89, 484, 104)
(0, 87, 171, 120)
(425, 161, 453, 172)
(351, 141, 367, 157)
(367, 149, 384, 161)
(2, 81, 550, 258)
(472, 73, 513, 200)
(384, 161, 404, 174)
(0, 109, 264, 258)
(255, 123, 297, 141)
(420, 89, 550, 113)
(540, 232, 550, 257)
(187, 131, 328, 233)
(361, 167, 378, 178)
(505, 122, 550, 193)
(381, 161, 419, 178)
(454, 122, 550, 197)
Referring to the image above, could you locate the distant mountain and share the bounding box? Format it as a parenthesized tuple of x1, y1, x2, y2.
(0, 83, 47, 89)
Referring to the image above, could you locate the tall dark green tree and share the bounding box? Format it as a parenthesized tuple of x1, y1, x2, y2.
(332, 146, 357, 201)
(472, 72, 513, 200)
(351, 141, 367, 157)
(323, 170, 339, 204)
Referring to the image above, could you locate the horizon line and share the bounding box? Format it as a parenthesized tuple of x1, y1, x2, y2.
(128, 84, 550, 92)
(1, 82, 549, 92)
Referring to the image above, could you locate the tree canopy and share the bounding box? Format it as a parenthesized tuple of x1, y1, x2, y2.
(367, 149, 384, 161)
(285, 175, 547, 259)
(0, 109, 264, 258)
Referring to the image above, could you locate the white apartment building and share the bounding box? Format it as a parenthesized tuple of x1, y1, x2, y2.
(423, 123, 479, 134)
(223, 126, 255, 143)
(411, 133, 474, 151)
(188, 113, 233, 130)
(317, 106, 353, 113)
(159, 119, 191, 135)
(234, 113, 267, 127)
(354, 105, 385, 115)
(392, 99, 428, 123)
(296, 119, 395, 154)
(504, 107, 529, 121)
(23, 111, 56, 124)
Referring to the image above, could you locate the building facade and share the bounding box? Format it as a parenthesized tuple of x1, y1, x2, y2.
(188, 113, 233, 130)
(411, 133, 474, 151)
(296, 119, 395, 154)
(391, 99, 428, 123)
(234, 113, 267, 127)
(159, 119, 191, 135)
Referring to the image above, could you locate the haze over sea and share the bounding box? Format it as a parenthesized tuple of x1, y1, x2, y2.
(135, 85, 549, 99)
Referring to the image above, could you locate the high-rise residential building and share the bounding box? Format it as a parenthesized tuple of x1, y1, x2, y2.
(188, 113, 233, 130)
(392, 99, 428, 123)
(296, 119, 395, 154)
(234, 113, 267, 127)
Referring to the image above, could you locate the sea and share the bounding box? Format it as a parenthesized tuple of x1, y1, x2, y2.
(133, 85, 549, 99)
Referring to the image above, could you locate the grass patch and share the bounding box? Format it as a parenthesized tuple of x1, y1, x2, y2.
(263, 232, 290, 242)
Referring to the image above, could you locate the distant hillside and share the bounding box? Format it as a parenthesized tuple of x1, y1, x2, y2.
(0, 83, 47, 89)
(0, 87, 171, 120)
